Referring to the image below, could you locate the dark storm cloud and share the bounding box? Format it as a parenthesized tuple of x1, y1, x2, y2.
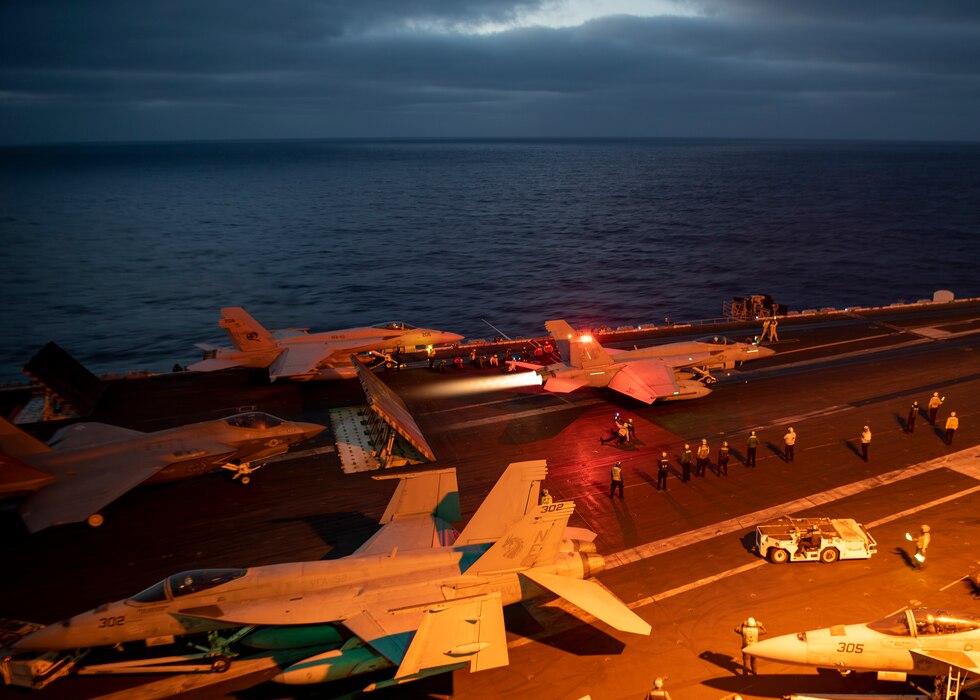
(1, 0, 979, 142)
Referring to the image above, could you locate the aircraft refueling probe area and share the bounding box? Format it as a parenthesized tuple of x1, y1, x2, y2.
(1, 296, 979, 700)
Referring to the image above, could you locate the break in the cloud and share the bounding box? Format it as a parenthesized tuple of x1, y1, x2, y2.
(1, 0, 979, 144)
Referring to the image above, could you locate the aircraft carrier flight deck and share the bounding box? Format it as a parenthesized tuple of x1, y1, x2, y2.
(1, 298, 979, 700)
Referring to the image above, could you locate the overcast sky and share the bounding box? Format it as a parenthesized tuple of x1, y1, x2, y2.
(2, 0, 979, 144)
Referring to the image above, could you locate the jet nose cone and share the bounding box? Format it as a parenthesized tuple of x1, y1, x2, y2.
(756, 345, 777, 358)
(13, 623, 65, 652)
(744, 634, 808, 665)
(443, 331, 465, 343)
(298, 421, 327, 441)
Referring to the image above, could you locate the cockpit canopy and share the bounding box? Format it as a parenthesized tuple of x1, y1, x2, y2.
(129, 568, 247, 604)
(696, 335, 735, 346)
(223, 412, 284, 430)
(867, 608, 980, 637)
(373, 322, 417, 331)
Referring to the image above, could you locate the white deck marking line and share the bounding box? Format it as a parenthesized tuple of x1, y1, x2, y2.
(602, 445, 980, 570)
(769, 333, 896, 357)
(430, 398, 605, 431)
(510, 469, 980, 649)
(424, 394, 546, 415)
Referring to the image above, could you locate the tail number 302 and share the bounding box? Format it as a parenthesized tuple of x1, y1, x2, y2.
(836, 642, 863, 653)
(99, 616, 125, 628)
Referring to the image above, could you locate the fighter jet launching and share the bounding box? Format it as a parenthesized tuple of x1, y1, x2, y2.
(745, 608, 980, 698)
(189, 307, 464, 381)
(13, 460, 650, 691)
(509, 320, 774, 404)
(0, 413, 325, 533)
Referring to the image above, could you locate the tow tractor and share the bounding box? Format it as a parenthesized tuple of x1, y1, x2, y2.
(755, 516, 877, 564)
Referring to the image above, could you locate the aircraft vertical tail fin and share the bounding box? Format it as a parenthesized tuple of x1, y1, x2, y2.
(219, 307, 277, 351)
(545, 320, 614, 370)
(465, 501, 573, 575)
(456, 460, 546, 546)
(0, 417, 52, 457)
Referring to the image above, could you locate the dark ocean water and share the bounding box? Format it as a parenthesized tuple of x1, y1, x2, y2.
(1, 138, 978, 383)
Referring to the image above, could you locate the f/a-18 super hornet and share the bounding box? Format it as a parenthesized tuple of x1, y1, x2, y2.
(189, 307, 464, 381)
(745, 608, 980, 698)
(509, 320, 774, 404)
(13, 461, 650, 691)
(0, 412, 325, 533)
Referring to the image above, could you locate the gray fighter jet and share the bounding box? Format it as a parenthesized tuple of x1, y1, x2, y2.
(745, 608, 980, 698)
(189, 307, 464, 380)
(14, 460, 650, 691)
(510, 320, 774, 403)
(0, 412, 325, 533)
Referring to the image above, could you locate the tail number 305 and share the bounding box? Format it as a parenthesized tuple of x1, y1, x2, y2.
(836, 642, 863, 653)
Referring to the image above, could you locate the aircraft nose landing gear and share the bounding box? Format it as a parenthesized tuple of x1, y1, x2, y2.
(221, 461, 264, 484)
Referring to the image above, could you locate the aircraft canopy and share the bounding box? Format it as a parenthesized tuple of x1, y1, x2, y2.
(696, 335, 735, 346)
(129, 568, 247, 604)
(373, 322, 417, 331)
(223, 412, 284, 430)
(868, 608, 980, 637)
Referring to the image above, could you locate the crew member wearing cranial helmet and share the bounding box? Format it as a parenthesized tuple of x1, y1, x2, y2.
(735, 616, 767, 675)
(645, 676, 672, 700)
(944, 411, 959, 445)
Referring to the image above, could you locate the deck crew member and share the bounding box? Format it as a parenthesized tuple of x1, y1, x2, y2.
(928, 391, 944, 424)
(735, 617, 767, 675)
(696, 439, 710, 477)
(609, 461, 624, 499)
(905, 400, 918, 433)
(681, 444, 693, 482)
(426, 345, 436, 369)
(746, 431, 759, 467)
(657, 452, 669, 491)
(860, 425, 872, 461)
(645, 677, 672, 700)
(717, 441, 730, 476)
(906, 524, 930, 569)
(944, 411, 959, 445)
(783, 426, 796, 462)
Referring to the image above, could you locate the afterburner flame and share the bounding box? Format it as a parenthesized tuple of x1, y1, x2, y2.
(407, 371, 543, 400)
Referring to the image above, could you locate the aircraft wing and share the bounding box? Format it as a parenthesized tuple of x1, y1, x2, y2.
(18, 451, 179, 533)
(912, 648, 980, 673)
(521, 570, 651, 636)
(268, 345, 333, 380)
(47, 422, 144, 450)
(396, 593, 508, 677)
(356, 468, 460, 555)
(606, 362, 660, 403)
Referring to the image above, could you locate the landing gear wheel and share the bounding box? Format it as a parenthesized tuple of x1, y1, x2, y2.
(210, 656, 231, 673)
(241, 476, 250, 485)
(87, 513, 105, 528)
(820, 547, 839, 563)
(769, 548, 788, 564)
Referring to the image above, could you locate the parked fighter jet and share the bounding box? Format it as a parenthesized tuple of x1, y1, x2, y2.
(189, 307, 464, 381)
(509, 320, 774, 404)
(14, 461, 650, 691)
(745, 608, 980, 698)
(0, 413, 325, 533)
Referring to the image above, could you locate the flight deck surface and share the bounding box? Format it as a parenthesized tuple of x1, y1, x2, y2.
(1, 300, 979, 699)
